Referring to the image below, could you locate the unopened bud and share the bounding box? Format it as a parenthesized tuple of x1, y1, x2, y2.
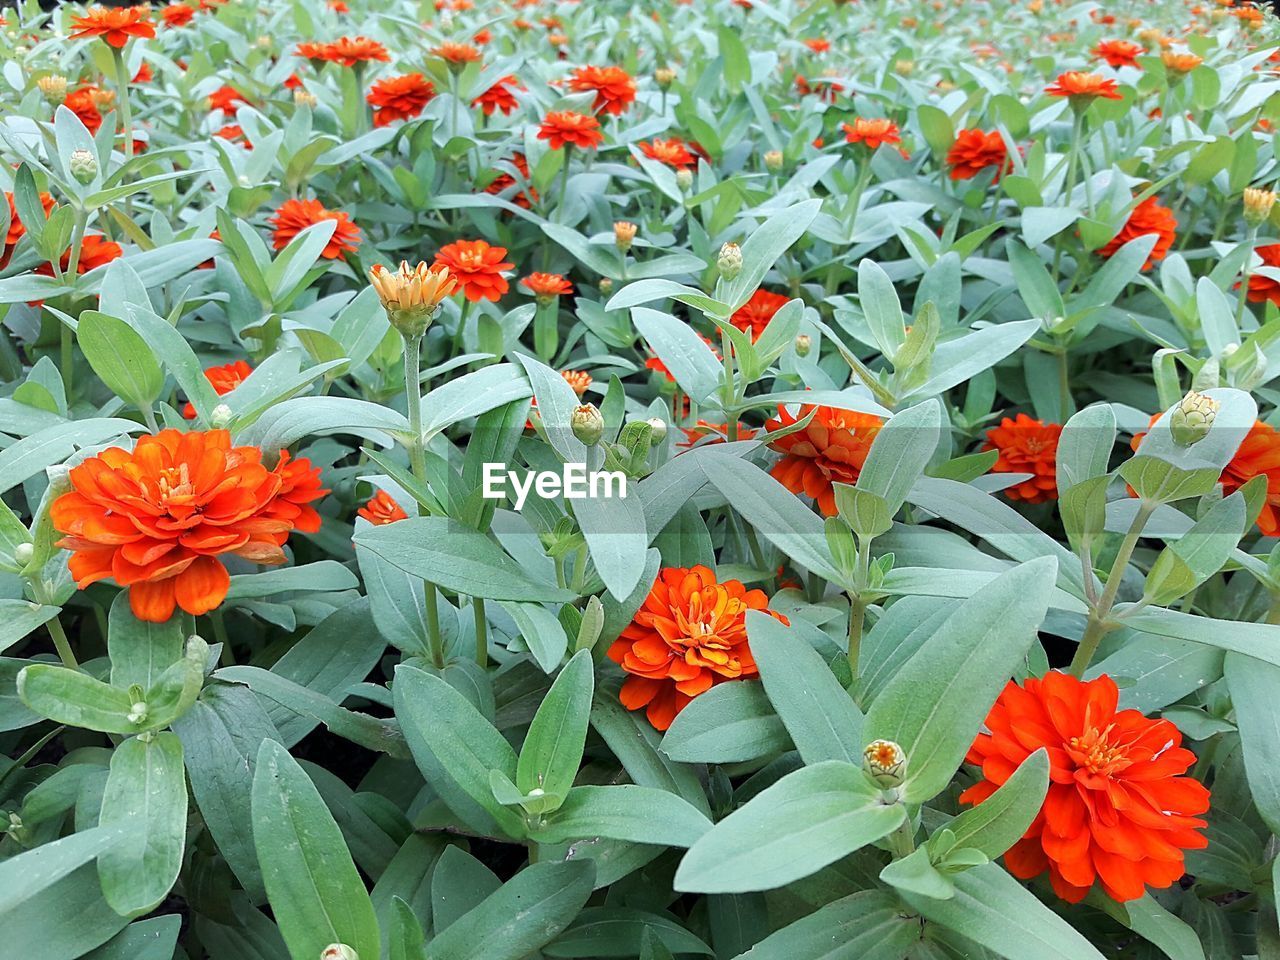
(69, 148, 97, 184)
(1244, 187, 1276, 226)
(614, 221, 637, 252)
(863, 739, 907, 788)
(38, 74, 68, 104)
(675, 168, 693, 190)
(717, 242, 742, 280)
(13, 543, 33, 566)
(294, 89, 317, 109)
(654, 67, 676, 89)
(320, 946, 358, 960)
(45, 464, 72, 497)
(210, 403, 233, 429)
(894, 59, 915, 76)
(1169, 391, 1219, 446)
(763, 149, 783, 172)
(571, 404, 604, 446)
(794, 333, 812, 357)
(645, 417, 668, 443)
(598, 277, 613, 295)
(127, 701, 148, 725)
(369, 261, 458, 338)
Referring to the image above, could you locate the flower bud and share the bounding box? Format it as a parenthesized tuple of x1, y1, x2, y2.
(13, 543, 33, 566)
(294, 89, 317, 109)
(893, 59, 915, 76)
(69, 148, 98, 185)
(369, 262, 458, 338)
(127, 700, 148, 725)
(599, 277, 614, 295)
(654, 67, 676, 89)
(38, 74, 68, 104)
(321, 946, 358, 960)
(763, 149, 784, 172)
(89, 88, 115, 111)
(794, 333, 812, 357)
(717, 242, 743, 281)
(614, 221, 637, 253)
(675, 168, 693, 191)
(210, 403, 233, 429)
(1244, 187, 1276, 226)
(863, 739, 907, 788)
(571, 403, 604, 446)
(1169, 391, 1219, 447)
(645, 417, 668, 443)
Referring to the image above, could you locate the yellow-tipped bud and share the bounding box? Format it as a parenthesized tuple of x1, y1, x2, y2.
(763, 149, 784, 172)
(571, 404, 604, 446)
(369, 262, 457, 338)
(1244, 187, 1276, 226)
(38, 74, 68, 104)
(1170, 391, 1219, 447)
(294, 89, 318, 109)
(655, 67, 676, 89)
(863, 739, 907, 788)
(717, 242, 743, 280)
(614, 221, 637, 252)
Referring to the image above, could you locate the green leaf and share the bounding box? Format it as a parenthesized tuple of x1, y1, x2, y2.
(864, 557, 1055, 802)
(941, 748, 1049, 860)
(251, 739, 380, 960)
(661, 681, 790, 764)
(77, 311, 164, 413)
(857, 399, 943, 516)
(857, 259, 907, 360)
(82, 916, 182, 960)
(97, 732, 188, 915)
(517, 650, 593, 805)
(545, 907, 714, 957)
(1223, 653, 1280, 836)
(673, 760, 905, 893)
(631, 307, 724, 403)
(107, 591, 184, 691)
(880, 845, 955, 900)
(734, 889, 921, 959)
(530, 784, 712, 848)
(18, 663, 139, 733)
(1056, 404, 1116, 495)
(722, 200, 822, 312)
(388, 897, 429, 960)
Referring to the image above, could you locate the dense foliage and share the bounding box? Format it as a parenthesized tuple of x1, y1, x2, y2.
(1, 0, 1280, 957)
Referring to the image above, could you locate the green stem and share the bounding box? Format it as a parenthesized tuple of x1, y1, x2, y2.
(110, 48, 135, 212)
(404, 332, 445, 667)
(1236, 224, 1259, 330)
(886, 807, 915, 858)
(211, 610, 234, 666)
(557, 145, 573, 220)
(47, 617, 79, 670)
(473, 598, 488, 667)
(847, 535, 872, 684)
(1051, 110, 1084, 283)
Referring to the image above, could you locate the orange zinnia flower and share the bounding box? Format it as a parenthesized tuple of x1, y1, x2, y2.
(607, 565, 788, 730)
(433, 239, 513, 302)
(471, 74, 523, 116)
(69, 5, 155, 47)
(794, 74, 844, 102)
(639, 137, 698, 169)
(804, 38, 830, 53)
(982, 413, 1061, 504)
(35, 235, 122, 280)
(1244, 244, 1280, 305)
(1097, 196, 1177, 270)
(521, 272, 573, 300)
(161, 3, 195, 27)
(208, 85, 248, 112)
(51, 430, 326, 623)
(485, 152, 538, 208)
(65, 86, 104, 133)
(568, 65, 636, 116)
(358, 489, 408, 525)
(731, 289, 790, 341)
(946, 129, 1012, 181)
(268, 198, 361, 259)
(215, 124, 250, 147)
(1045, 71, 1123, 100)
(1161, 51, 1203, 74)
(318, 36, 390, 66)
(677, 420, 760, 448)
(4, 191, 55, 251)
(432, 42, 482, 64)
(961, 672, 1209, 904)
(842, 117, 901, 150)
(537, 110, 604, 150)
(1092, 39, 1144, 68)
(182, 360, 252, 419)
(367, 73, 435, 126)
(765, 405, 884, 516)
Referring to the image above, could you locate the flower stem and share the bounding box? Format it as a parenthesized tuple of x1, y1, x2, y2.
(47, 616, 79, 670)
(1236, 224, 1259, 329)
(847, 535, 873, 684)
(110, 47, 135, 212)
(404, 332, 445, 667)
(473, 598, 488, 668)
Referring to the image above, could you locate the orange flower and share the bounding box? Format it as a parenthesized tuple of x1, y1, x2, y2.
(982, 413, 1061, 503)
(318, 36, 390, 66)
(804, 38, 830, 53)
(65, 86, 104, 134)
(4, 190, 55, 251)
(433, 239, 512, 302)
(358, 489, 408, 525)
(35, 235, 122, 280)
(1097, 196, 1177, 270)
(295, 41, 329, 60)
(160, 3, 195, 27)
(51, 430, 326, 623)
(1092, 39, 1144, 68)
(731, 289, 790, 341)
(182, 360, 252, 419)
(842, 117, 901, 150)
(521, 272, 573, 299)
(537, 110, 604, 150)
(268, 198, 361, 259)
(215, 124, 250, 147)
(765, 405, 884, 516)
(1161, 51, 1203, 74)
(208, 85, 248, 112)
(961, 673, 1209, 903)
(946, 129, 1012, 181)
(1244, 243, 1280, 305)
(568, 65, 636, 115)
(367, 73, 435, 126)
(471, 74, 522, 116)
(485, 152, 538, 208)
(794, 74, 844, 102)
(677, 421, 760, 448)
(432, 42, 482, 64)
(639, 137, 698, 169)
(1045, 71, 1123, 100)
(607, 565, 788, 730)
(69, 5, 155, 47)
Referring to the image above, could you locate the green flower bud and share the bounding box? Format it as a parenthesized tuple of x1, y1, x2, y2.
(69, 148, 97, 185)
(645, 417, 668, 443)
(794, 333, 812, 357)
(320, 946, 359, 960)
(763, 149, 784, 172)
(717, 242, 742, 280)
(1169, 391, 1219, 447)
(863, 739, 907, 788)
(571, 403, 604, 446)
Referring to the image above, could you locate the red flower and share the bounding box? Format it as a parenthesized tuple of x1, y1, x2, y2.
(471, 74, 523, 116)
(35, 235, 122, 278)
(215, 124, 251, 147)
(208, 85, 248, 112)
(3, 190, 55, 262)
(537, 110, 604, 150)
(69, 5, 155, 47)
(1244, 243, 1280, 305)
(804, 38, 830, 53)
(568, 65, 636, 115)
(485, 152, 538, 208)
(1092, 39, 1145, 68)
(268, 199, 361, 259)
(367, 73, 435, 126)
(358, 489, 408, 525)
(794, 74, 843, 102)
(1045, 71, 1123, 100)
(1097, 197, 1177, 270)
(317, 36, 390, 66)
(182, 360, 252, 419)
(766, 405, 884, 515)
(982, 413, 1062, 503)
(521, 272, 573, 299)
(842, 117, 901, 150)
(961, 673, 1209, 903)
(432, 42, 482, 64)
(160, 3, 195, 27)
(946, 129, 1012, 181)
(731, 289, 790, 341)
(639, 137, 698, 169)
(65, 86, 104, 134)
(433, 239, 513, 302)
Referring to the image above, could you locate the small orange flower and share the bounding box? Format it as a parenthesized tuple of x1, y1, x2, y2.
(521, 272, 573, 299)
(317, 36, 390, 67)
(568, 65, 636, 115)
(842, 117, 901, 150)
(1045, 71, 1123, 100)
(215, 124, 251, 147)
(731, 289, 790, 341)
(65, 86, 104, 133)
(4, 191, 55, 252)
(962, 672, 1209, 903)
(208, 85, 248, 112)
(1244, 243, 1280, 305)
(69, 5, 155, 47)
(358, 489, 408, 525)
(803, 38, 830, 53)
(268, 199, 361, 259)
(160, 3, 195, 27)
(51, 430, 326, 623)
(607, 565, 788, 730)
(1161, 51, 1203, 74)
(537, 110, 604, 150)
(35, 235, 122, 281)
(794, 74, 844, 102)
(982, 413, 1061, 503)
(766, 405, 884, 516)
(639, 137, 699, 169)
(433, 239, 513, 302)
(1092, 39, 1145, 68)
(1097, 196, 1177, 270)
(367, 73, 435, 126)
(432, 41, 482, 64)
(946, 129, 1013, 181)
(182, 360, 252, 419)
(471, 74, 523, 116)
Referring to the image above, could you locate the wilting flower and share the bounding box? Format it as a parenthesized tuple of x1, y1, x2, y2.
(51, 430, 326, 622)
(607, 565, 788, 730)
(367, 73, 435, 126)
(766, 405, 884, 516)
(1045, 71, 1123, 101)
(568, 65, 636, 115)
(317, 36, 390, 66)
(983, 413, 1062, 503)
(961, 672, 1209, 903)
(268, 199, 361, 259)
(357, 489, 408, 525)
(471, 74, 522, 115)
(842, 117, 902, 150)
(946, 129, 1012, 181)
(182, 360, 252, 418)
(537, 110, 604, 149)
(731, 289, 790, 341)
(432, 240, 512, 302)
(1092, 39, 1144, 67)
(369, 261, 457, 335)
(1097, 196, 1177, 270)
(521, 272, 573, 302)
(69, 5, 156, 47)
